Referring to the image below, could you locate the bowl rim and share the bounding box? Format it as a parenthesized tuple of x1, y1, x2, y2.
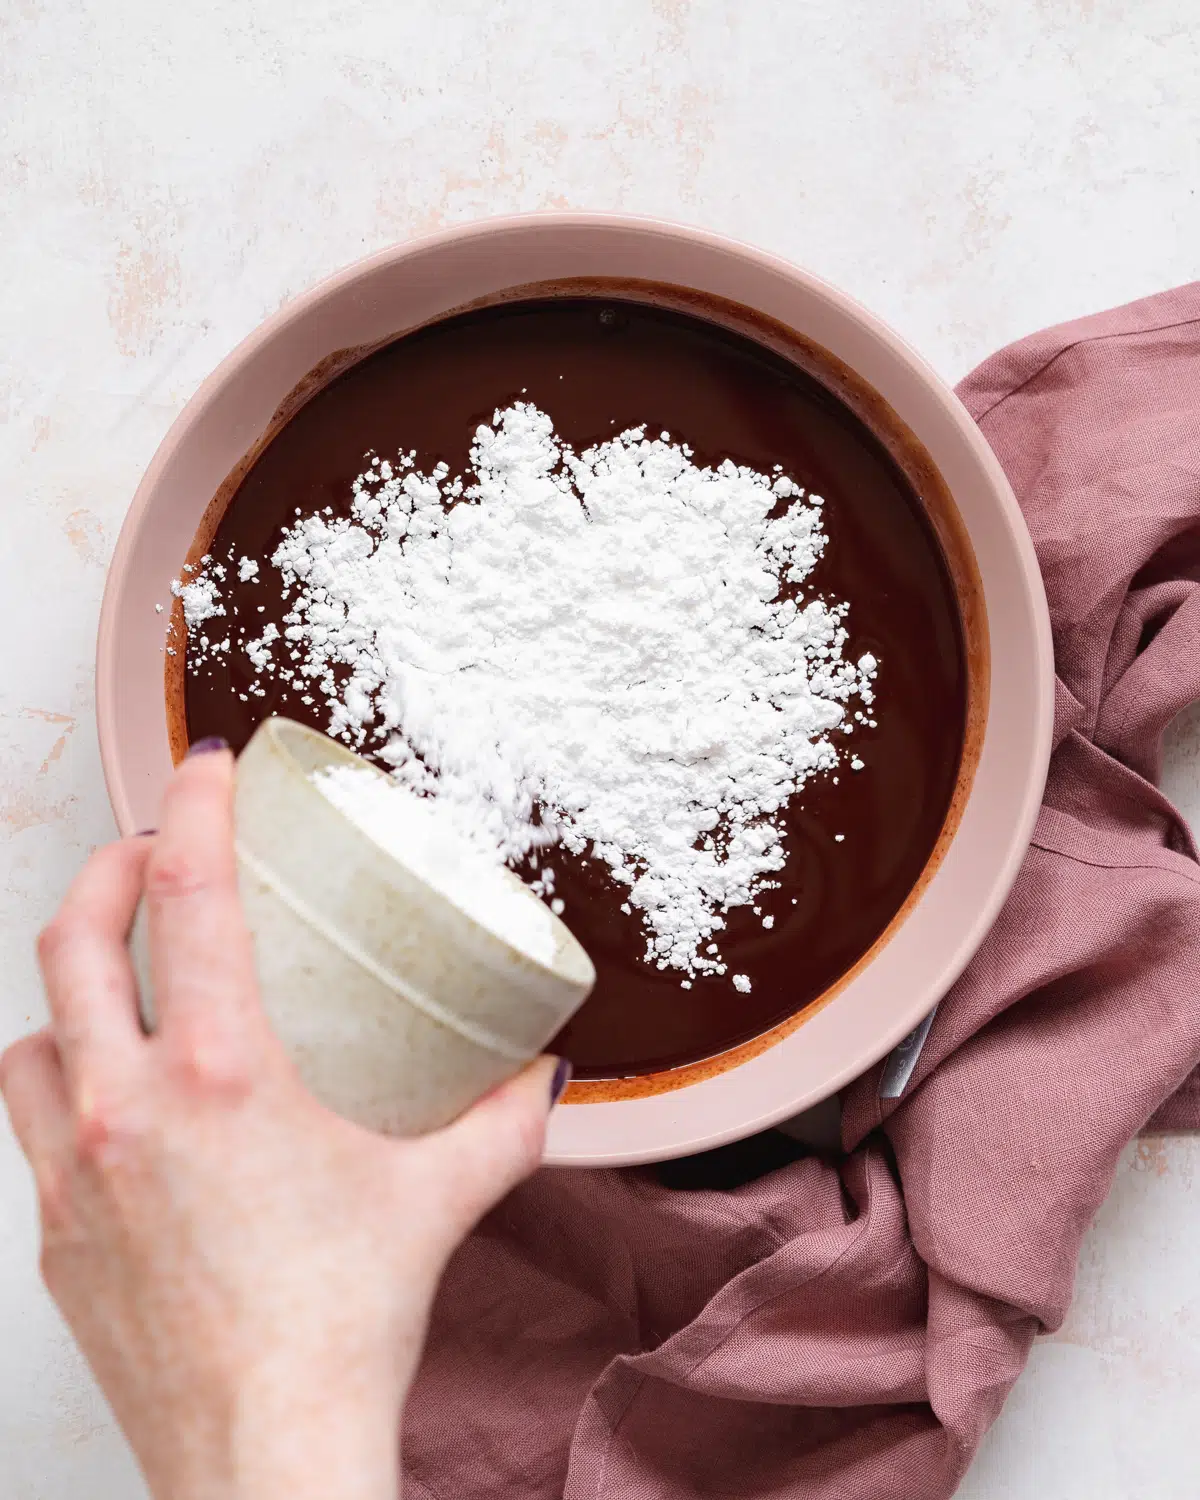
(96, 210, 1055, 1166)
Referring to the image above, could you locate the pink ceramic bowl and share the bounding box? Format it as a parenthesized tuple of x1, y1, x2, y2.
(97, 213, 1053, 1167)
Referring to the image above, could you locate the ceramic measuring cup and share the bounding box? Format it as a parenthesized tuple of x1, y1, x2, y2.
(135, 717, 595, 1135)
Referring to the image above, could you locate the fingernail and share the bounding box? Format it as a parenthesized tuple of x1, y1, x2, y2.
(186, 736, 228, 757)
(550, 1057, 572, 1107)
(135, 828, 158, 837)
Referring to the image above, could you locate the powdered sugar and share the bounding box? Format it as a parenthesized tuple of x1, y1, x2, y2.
(172, 571, 225, 629)
(245, 621, 279, 672)
(185, 401, 878, 983)
(313, 764, 557, 967)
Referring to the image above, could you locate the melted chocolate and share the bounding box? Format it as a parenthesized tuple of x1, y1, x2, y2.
(184, 298, 966, 1078)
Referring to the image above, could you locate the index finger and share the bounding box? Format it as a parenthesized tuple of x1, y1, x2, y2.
(144, 742, 261, 1043)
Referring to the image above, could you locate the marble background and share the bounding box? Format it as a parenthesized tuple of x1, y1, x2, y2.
(2, 2, 1199, 1494)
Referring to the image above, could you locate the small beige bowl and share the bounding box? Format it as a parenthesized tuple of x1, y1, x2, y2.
(136, 717, 595, 1135)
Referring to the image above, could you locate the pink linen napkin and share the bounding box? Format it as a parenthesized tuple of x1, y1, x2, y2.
(403, 283, 1200, 1500)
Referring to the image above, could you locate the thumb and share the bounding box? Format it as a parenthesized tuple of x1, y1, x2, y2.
(422, 1054, 570, 1236)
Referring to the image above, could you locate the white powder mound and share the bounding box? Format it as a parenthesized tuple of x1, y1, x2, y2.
(312, 764, 558, 968)
(189, 401, 878, 982)
(172, 572, 225, 628)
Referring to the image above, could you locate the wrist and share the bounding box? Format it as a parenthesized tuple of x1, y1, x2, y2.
(235, 1386, 401, 1500)
(150, 1366, 406, 1500)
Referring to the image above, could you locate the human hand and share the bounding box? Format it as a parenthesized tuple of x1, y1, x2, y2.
(0, 743, 566, 1500)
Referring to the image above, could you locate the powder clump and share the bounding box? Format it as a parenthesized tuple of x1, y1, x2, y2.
(172, 573, 225, 629)
(188, 402, 879, 982)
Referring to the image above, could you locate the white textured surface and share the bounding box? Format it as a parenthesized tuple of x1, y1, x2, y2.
(2, 2, 1200, 1495)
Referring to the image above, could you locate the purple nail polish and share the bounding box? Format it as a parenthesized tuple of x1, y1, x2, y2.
(186, 736, 229, 757)
(550, 1057, 572, 1106)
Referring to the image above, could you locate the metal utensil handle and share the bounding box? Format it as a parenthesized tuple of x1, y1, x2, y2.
(878, 1005, 938, 1099)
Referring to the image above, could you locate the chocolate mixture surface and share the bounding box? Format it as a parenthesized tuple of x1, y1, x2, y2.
(183, 298, 967, 1078)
